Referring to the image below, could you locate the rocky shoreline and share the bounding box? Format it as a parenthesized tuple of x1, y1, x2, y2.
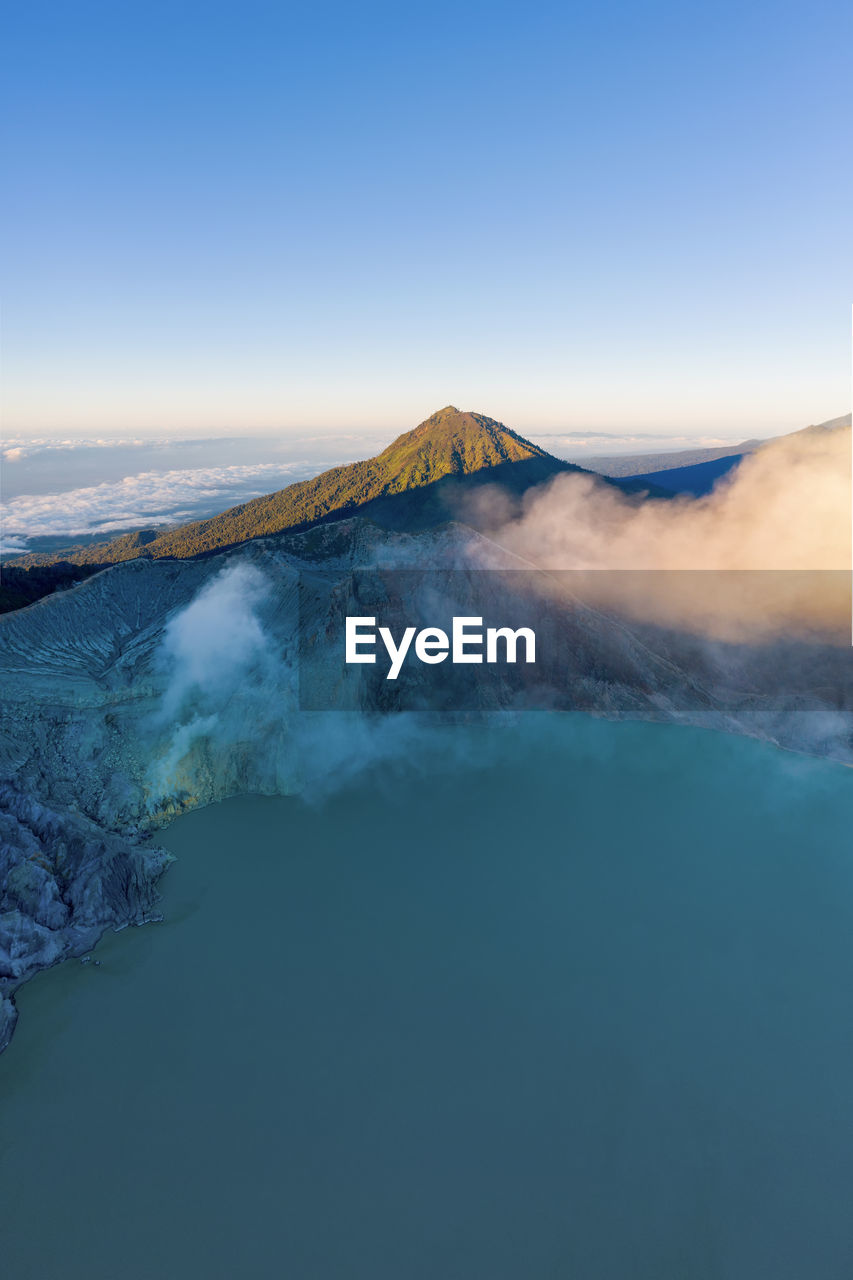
(0, 784, 172, 1052)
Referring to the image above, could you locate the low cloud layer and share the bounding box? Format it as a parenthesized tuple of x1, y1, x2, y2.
(1, 436, 158, 460)
(4, 461, 320, 539)
(528, 429, 754, 459)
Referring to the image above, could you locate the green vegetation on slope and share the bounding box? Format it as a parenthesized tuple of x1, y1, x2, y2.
(6, 407, 569, 569)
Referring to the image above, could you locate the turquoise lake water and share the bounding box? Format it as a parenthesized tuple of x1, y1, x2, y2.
(2, 717, 853, 1278)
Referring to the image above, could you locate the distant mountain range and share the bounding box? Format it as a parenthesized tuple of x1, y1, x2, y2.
(0, 407, 663, 613)
(578, 413, 851, 495)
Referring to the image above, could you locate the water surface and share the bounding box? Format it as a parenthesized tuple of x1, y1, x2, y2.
(2, 718, 853, 1278)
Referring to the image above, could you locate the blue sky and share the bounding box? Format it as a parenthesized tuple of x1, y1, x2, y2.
(3, 0, 851, 438)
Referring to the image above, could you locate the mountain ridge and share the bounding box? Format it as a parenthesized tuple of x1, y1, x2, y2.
(2, 407, 661, 611)
(578, 412, 851, 479)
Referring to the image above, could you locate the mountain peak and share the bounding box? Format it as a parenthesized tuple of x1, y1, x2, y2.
(417, 401, 458, 422)
(379, 406, 551, 484)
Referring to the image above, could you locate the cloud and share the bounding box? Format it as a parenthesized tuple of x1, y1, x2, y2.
(528, 431, 755, 458)
(1, 436, 158, 460)
(470, 425, 851, 640)
(4, 461, 321, 538)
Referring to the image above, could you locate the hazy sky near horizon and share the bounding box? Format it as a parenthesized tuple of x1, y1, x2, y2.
(2, 0, 851, 440)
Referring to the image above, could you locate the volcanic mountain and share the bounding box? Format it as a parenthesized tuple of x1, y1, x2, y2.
(2, 407, 659, 611)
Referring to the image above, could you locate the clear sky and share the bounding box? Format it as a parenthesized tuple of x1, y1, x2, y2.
(2, 0, 851, 439)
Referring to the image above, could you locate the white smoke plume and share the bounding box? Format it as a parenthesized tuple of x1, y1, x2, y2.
(147, 561, 290, 802)
(470, 424, 852, 641)
(156, 561, 272, 721)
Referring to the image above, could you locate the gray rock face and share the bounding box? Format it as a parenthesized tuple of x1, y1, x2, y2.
(0, 784, 172, 1051)
(1, 516, 851, 1051)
